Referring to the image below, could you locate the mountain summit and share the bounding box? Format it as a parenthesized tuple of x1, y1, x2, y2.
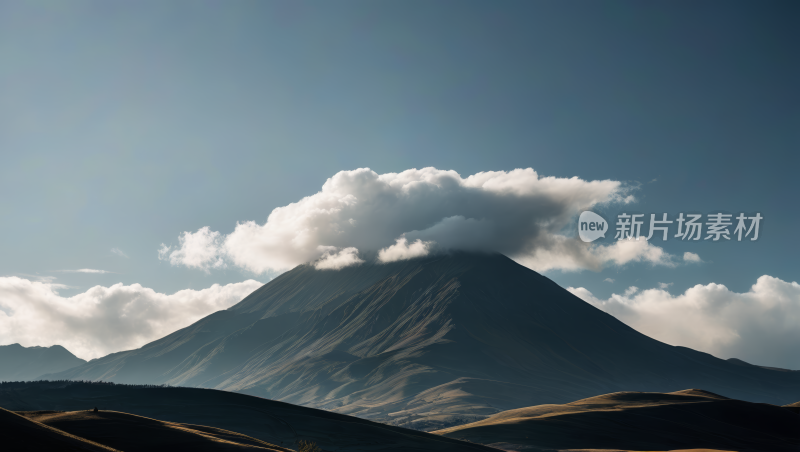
(45, 253, 800, 429)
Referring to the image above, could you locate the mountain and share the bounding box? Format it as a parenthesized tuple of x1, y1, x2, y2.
(434, 389, 800, 452)
(43, 253, 800, 429)
(0, 343, 86, 381)
(0, 381, 496, 452)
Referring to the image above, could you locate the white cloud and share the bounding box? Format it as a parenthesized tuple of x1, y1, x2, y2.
(15, 274, 61, 284)
(624, 286, 639, 296)
(314, 247, 364, 270)
(111, 248, 128, 258)
(378, 237, 434, 263)
(0, 277, 262, 360)
(60, 269, 111, 274)
(599, 238, 676, 267)
(162, 167, 679, 273)
(159, 226, 226, 272)
(604, 278, 615, 283)
(658, 282, 673, 289)
(568, 275, 800, 370)
(684, 251, 702, 263)
(513, 235, 676, 272)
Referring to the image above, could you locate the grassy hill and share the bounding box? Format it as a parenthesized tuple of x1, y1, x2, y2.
(435, 389, 800, 452)
(0, 381, 496, 452)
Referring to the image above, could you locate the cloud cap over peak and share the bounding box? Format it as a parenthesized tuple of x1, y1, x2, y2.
(163, 167, 675, 273)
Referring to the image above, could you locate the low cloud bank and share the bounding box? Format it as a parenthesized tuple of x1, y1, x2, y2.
(568, 275, 800, 370)
(0, 277, 262, 360)
(161, 167, 680, 273)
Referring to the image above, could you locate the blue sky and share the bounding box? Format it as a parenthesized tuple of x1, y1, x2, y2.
(1, 2, 798, 365)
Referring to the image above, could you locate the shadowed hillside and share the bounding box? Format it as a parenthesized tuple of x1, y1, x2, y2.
(435, 389, 800, 452)
(42, 253, 800, 428)
(17, 409, 292, 451)
(0, 343, 86, 381)
(0, 381, 497, 452)
(0, 406, 118, 452)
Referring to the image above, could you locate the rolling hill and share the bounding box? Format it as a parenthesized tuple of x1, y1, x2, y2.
(0, 381, 496, 452)
(434, 389, 800, 452)
(0, 405, 118, 452)
(42, 253, 800, 429)
(0, 343, 86, 381)
(17, 409, 292, 451)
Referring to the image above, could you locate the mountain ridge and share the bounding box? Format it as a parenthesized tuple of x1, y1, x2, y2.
(0, 343, 87, 381)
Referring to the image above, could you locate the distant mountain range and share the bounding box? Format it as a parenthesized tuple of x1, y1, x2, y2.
(0, 343, 86, 381)
(42, 253, 800, 429)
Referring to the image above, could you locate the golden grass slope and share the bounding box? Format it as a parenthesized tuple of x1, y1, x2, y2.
(18, 409, 292, 452)
(0, 406, 119, 452)
(435, 389, 800, 452)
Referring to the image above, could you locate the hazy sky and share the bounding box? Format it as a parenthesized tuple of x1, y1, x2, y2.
(1, 2, 798, 365)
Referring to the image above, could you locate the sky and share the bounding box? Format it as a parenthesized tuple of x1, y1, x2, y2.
(1, 1, 798, 366)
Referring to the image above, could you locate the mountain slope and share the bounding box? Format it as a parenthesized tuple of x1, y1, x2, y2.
(0, 343, 86, 381)
(44, 253, 800, 428)
(434, 389, 800, 452)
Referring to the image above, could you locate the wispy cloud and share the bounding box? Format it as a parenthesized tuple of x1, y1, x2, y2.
(59, 269, 111, 274)
(624, 286, 639, 296)
(603, 278, 615, 283)
(14, 274, 61, 285)
(111, 248, 128, 258)
(658, 282, 673, 289)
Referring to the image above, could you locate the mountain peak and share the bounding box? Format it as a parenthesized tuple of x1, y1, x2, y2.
(230, 251, 547, 317)
(0, 343, 86, 381)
